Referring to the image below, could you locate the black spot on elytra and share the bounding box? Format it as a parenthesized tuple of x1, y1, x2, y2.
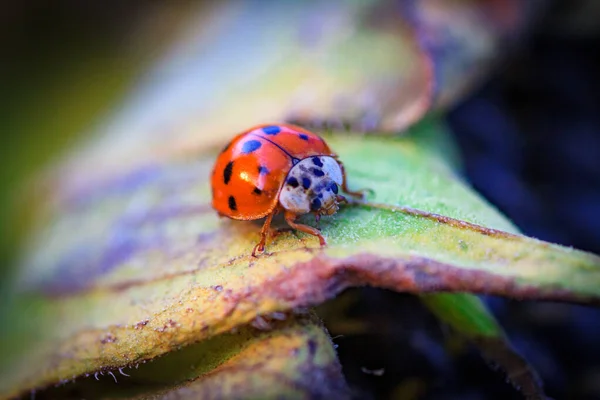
(311, 157, 323, 167)
(329, 182, 339, 194)
(253, 187, 262, 195)
(241, 140, 262, 154)
(221, 142, 231, 153)
(223, 161, 234, 184)
(287, 177, 299, 188)
(262, 126, 281, 135)
(302, 177, 311, 190)
(257, 165, 269, 175)
(298, 134, 309, 141)
(228, 196, 237, 211)
(311, 168, 325, 177)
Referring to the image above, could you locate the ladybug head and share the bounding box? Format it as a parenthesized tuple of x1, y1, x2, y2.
(309, 180, 339, 216)
(279, 156, 343, 217)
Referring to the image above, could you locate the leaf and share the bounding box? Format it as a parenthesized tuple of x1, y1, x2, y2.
(25, 312, 348, 400)
(42, 0, 534, 200)
(3, 117, 599, 398)
(48, 0, 430, 189)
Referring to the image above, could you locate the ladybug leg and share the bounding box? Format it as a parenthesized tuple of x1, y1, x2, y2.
(252, 211, 275, 257)
(336, 194, 348, 204)
(336, 159, 374, 199)
(285, 211, 326, 247)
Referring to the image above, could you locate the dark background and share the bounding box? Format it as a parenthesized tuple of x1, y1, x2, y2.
(443, 2, 600, 398)
(338, 2, 600, 399)
(2, 1, 599, 399)
(407, 1, 600, 398)
(449, 1, 600, 257)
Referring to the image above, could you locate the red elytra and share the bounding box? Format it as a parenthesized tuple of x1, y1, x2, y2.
(210, 123, 364, 256)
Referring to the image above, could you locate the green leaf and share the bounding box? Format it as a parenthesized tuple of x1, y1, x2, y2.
(2, 117, 599, 398)
(421, 293, 501, 338)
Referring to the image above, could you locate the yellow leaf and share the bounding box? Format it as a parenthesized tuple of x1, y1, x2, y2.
(26, 312, 346, 399)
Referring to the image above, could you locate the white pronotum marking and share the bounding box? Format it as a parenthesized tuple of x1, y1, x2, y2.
(279, 156, 342, 214)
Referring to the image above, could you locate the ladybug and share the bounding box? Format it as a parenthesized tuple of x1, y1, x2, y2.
(210, 123, 365, 256)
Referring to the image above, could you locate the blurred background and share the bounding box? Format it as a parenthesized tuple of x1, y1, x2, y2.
(1, 1, 599, 399)
(443, 2, 600, 398)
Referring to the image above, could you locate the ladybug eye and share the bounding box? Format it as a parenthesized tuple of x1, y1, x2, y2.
(310, 198, 322, 211)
